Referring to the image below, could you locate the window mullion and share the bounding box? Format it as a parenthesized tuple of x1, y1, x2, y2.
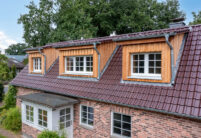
(145, 54, 149, 74)
(84, 56, 86, 73)
(73, 57, 76, 72)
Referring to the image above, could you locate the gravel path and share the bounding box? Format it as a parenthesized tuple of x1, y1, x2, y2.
(0, 126, 22, 138)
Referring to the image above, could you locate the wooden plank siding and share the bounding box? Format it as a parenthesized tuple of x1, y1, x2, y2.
(28, 53, 44, 74)
(97, 42, 117, 72)
(121, 33, 185, 83)
(43, 48, 59, 70)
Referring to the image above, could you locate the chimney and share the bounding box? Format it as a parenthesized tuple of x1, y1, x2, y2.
(169, 18, 186, 28)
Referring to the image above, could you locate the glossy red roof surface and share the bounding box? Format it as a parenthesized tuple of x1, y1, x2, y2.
(12, 24, 201, 119)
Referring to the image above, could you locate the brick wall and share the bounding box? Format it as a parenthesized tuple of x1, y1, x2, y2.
(22, 123, 41, 138)
(17, 87, 201, 138)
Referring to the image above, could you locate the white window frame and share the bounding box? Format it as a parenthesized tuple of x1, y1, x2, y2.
(79, 105, 94, 129)
(33, 57, 42, 73)
(111, 112, 132, 138)
(130, 53, 162, 80)
(64, 56, 93, 75)
(38, 108, 48, 128)
(25, 104, 34, 123)
(59, 107, 71, 130)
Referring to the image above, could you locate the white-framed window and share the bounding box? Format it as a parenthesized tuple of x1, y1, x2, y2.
(80, 105, 94, 127)
(131, 53, 161, 79)
(38, 109, 48, 128)
(26, 105, 34, 123)
(33, 57, 42, 72)
(111, 112, 131, 137)
(59, 108, 71, 129)
(65, 56, 93, 75)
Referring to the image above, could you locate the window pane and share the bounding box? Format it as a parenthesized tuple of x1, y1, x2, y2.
(139, 55, 144, 60)
(39, 109, 42, 114)
(149, 54, 154, 60)
(156, 61, 161, 67)
(82, 106, 87, 112)
(123, 123, 131, 130)
(156, 68, 161, 74)
(114, 120, 121, 128)
(88, 107, 94, 113)
(122, 130, 131, 137)
(66, 121, 71, 127)
(43, 122, 47, 127)
(81, 118, 87, 124)
(60, 109, 65, 116)
(60, 123, 64, 129)
(149, 68, 154, 73)
(139, 61, 144, 66)
(133, 68, 138, 73)
(66, 115, 70, 121)
(43, 110, 47, 116)
(60, 116, 65, 122)
(149, 61, 154, 67)
(133, 55, 138, 60)
(114, 127, 121, 135)
(139, 68, 144, 73)
(88, 120, 93, 126)
(114, 113, 121, 120)
(82, 112, 87, 118)
(156, 54, 161, 60)
(123, 115, 131, 123)
(66, 108, 70, 114)
(88, 113, 93, 120)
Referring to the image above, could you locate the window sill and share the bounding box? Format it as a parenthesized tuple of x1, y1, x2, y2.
(128, 74, 162, 80)
(111, 134, 130, 138)
(79, 124, 94, 130)
(63, 72, 93, 76)
(31, 71, 42, 74)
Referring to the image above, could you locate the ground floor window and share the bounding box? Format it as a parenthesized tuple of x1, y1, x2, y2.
(80, 105, 94, 127)
(26, 105, 34, 123)
(112, 112, 131, 137)
(60, 108, 71, 129)
(38, 109, 48, 128)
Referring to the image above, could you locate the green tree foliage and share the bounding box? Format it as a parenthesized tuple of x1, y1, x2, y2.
(0, 83, 4, 101)
(5, 43, 28, 55)
(189, 11, 201, 25)
(23, 58, 29, 65)
(0, 55, 10, 82)
(10, 65, 17, 79)
(52, 0, 97, 42)
(1, 107, 21, 132)
(3, 85, 17, 108)
(18, 0, 54, 47)
(18, 0, 184, 47)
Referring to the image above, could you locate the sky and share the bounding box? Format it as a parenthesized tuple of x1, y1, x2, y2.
(0, 0, 201, 53)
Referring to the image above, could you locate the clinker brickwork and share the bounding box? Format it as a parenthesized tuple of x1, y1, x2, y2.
(17, 87, 201, 138)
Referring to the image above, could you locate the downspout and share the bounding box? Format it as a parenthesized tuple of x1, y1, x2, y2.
(38, 48, 47, 75)
(93, 42, 101, 80)
(164, 34, 174, 84)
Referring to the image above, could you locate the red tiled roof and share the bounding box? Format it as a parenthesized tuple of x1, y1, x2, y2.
(12, 25, 201, 119)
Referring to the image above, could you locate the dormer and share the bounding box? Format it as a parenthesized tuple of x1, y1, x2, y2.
(114, 32, 187, 84)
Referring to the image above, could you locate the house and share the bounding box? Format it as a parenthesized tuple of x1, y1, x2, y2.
(7, 58, 25, 74)
(11, 21, 201, 138)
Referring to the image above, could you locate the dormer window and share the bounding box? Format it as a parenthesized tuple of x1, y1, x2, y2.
(33, 57, 42, 73)
(65, 56, 93, 75)
(130, 53, 161, 80)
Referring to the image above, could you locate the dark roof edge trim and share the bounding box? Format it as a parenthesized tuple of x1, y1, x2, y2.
(53, 41, 101, 48)
(113, 32, 176, 42)
(11, 83, 201, 121)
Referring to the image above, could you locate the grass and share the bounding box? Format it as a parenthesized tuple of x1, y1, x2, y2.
(0, 134, 6, 138)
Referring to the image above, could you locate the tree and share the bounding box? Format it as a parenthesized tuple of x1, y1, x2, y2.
(19, 0, 185, 46)
(10, 65, 17, 79)
(3, 85, 17, 108)
(5, 43, 28, 55)
(18, 0, 54, 47)
(51, 0, 97, 42)
(0, 55, 10, 82)
(189, 11, 201, 25)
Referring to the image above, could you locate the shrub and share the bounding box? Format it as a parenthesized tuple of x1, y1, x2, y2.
(3, 85, 17, 108)
(0, 83, 4, 101)
(37, 130, 60, 138)
(2, 107, 21, 132)
(0, 109, 8, 125)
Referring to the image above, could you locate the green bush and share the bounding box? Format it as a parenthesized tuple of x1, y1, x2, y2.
(2, 107, 21, 132)
(0, 109, 8, 125)
(3, 85, 17, 108)
(0, 83, 4, 101)
(37, 130, 60, 138)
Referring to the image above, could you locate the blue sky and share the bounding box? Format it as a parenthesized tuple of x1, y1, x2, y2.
(0, 0, 201, 52)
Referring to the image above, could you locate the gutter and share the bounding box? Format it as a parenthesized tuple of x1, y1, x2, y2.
(164, 34, 175, 84)
(12, 83, 201, 121)
(93, 42, 101, 80)
(38, 48, 47, 75)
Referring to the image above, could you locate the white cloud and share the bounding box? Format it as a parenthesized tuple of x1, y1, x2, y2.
(0, 31, 17, 54)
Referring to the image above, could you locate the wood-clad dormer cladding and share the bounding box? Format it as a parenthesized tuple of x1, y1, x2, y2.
(27, 48, 59, 75)
(121, 33, 185, 83)
(58, 42, 117, 78)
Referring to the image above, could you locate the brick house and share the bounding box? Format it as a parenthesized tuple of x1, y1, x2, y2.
(11, 22, 201, 138)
